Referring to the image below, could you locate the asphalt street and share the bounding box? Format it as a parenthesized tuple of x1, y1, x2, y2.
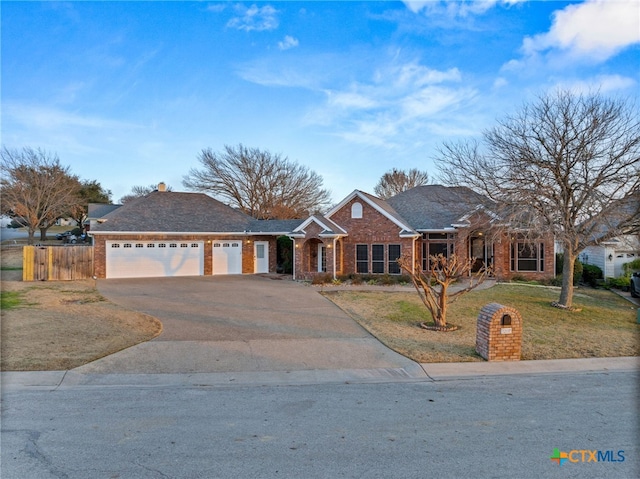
(2, 370, 638, 479)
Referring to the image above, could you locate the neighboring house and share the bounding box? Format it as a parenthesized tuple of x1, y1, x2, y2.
(291, 186, 554, 282)
(90, 184, 555, 281)
(90, 187, 299, 279)
(580, 235, 640, 278)
(55, 218, 78, 227)
(85, 203, 123, 232)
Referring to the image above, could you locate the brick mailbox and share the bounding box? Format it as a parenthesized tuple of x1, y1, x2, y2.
(476, 303, 522, 361)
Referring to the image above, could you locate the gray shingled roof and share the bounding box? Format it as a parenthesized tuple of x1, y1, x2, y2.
(92, 191, 255, 233)
(87, 203, 122, 219)
(386, 185, 496, 230)
(249, 218, 305, 233)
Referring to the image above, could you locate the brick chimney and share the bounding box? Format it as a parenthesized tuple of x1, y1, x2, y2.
(157, 182, 167, 192)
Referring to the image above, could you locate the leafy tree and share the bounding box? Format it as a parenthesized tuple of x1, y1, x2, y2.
(374, 168, 430, 199)
(437, 89, 640, 309)
(119, 183, 172, 204)
(397, 252, 490, 331)
(71, 180, 112, 226)
(183, 144, 332, 219)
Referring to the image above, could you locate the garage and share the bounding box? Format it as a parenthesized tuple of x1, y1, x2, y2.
(106, 241, 204, 279)
(212, 241, 242, 274)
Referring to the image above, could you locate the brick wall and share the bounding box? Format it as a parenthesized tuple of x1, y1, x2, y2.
(330, 198, 414, 275)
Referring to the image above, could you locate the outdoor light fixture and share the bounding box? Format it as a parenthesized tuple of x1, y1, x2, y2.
(608, 254, 613, 261)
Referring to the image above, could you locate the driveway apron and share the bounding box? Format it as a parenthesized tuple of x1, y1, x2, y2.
(74, 276, 422, 376)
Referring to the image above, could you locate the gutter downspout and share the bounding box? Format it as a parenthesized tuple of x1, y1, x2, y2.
(291, 238, 296, 280)
(333, 237, 337, 281)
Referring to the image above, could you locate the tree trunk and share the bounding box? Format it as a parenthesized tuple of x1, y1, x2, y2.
(558, 251, 575, 308)
(39, 227, 48, 242)
(435, 283, 448, 328)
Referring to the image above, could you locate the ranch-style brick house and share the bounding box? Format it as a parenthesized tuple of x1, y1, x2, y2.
(90, 184, 555, 281)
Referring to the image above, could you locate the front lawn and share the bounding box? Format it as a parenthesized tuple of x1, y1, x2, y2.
(323, 284, 639, 363)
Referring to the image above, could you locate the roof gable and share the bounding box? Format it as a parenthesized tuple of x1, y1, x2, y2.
(325, 190, 416, 234)
(291, 215, 347, 237)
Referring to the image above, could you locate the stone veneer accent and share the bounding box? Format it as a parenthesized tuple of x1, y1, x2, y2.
(476, 302, 522, 361)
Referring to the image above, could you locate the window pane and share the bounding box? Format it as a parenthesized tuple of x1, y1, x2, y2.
(429, 243, 448, 257)
(356, 245, 368, 273)
(388, 245, 401, 274)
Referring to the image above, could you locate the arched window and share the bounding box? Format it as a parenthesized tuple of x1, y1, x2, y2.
(351, 202, 363, 219)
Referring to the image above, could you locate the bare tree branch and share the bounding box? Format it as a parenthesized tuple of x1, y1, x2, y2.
(183, 144, 332, 219)
(397, 252, 490, 330)
(1, 147, 82, 243)
(436, 89, 640, 308)
(374, 168, 430, 199)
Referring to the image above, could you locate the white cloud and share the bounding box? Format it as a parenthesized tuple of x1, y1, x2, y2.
(403, 0, 527, 16)
(307, 60, 475, 147)
(227, 4, 279, 32)
(5, 103, 139, 131)
(278, 35, 299, 51)
(522, 0, 640, 61)
(493, 77, 508, 89)
(552, 74, 637, 95)
(206, 4, 227, 14)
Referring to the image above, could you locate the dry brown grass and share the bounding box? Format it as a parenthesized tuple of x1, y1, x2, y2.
(323, 284, 640, 363)
(1, 245, 162, 371)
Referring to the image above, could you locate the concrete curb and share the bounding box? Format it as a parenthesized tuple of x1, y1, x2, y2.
(3, 357, 637, 391)
(421, 356, 640, 380)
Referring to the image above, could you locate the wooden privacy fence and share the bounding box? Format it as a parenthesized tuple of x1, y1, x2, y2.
(23, 245, 94, 281)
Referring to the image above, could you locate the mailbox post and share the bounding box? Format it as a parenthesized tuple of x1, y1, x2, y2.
(476, 303, 522, 361)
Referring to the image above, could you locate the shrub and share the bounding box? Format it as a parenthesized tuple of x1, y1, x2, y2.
(622, 258, 640, 276)
(582, 264, 603, 287)
(555, 254, 583, 285)
(606, 276, 630, 289)
(573, 260, 583, 285)
(555, 253, 564, 276)
(311, 273, 333, 285)
(547, 275, 563, 287)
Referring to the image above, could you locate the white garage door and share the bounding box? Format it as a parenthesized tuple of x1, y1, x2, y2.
(106, 241, 204, 279)
(212, 241, 242, 274)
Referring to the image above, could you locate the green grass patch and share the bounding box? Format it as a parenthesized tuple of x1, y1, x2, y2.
(324, 284, 639, 363)
(1, 291, 24, 310)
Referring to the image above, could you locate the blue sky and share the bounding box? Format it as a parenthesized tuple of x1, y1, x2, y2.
(2, 1, 639, 204)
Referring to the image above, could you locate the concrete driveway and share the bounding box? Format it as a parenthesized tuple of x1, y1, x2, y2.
(74, 275, 424, 378)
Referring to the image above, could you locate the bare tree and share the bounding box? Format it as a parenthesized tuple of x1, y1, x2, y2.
(437, 89, 640, 308)
(397, 252, 490, 331)
(0, 147, 82, 243)
(183, 144, 332, 219)
(119, 183, 172, 204)
(373, 168, 430, 199)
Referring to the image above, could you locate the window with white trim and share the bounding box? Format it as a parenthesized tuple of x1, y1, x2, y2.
(388, 245, 401, 274)
(351, 202, 363, 219)
(372, 245, 385, 273)
(356, 244, 368, 273)
(510, 241, 545, 272)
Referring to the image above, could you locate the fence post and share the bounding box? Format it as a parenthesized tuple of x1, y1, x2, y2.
(22, 246, 34, 281)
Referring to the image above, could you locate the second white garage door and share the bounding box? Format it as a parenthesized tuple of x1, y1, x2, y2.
(106, 241, 204, 279)
(212, 241, 242, 274)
